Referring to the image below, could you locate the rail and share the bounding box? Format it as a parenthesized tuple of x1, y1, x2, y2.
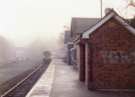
(1, 64, 43, 97)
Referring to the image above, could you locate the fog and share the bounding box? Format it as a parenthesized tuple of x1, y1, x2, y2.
(0, 0, 134, 87)
(0, 33, 65, 85)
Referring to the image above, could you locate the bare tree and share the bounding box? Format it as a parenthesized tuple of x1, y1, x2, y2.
(130, 16, 135, 28)
(123, 0, 135, 27)
(27, 38, 47, 60)
(127, 0, 135, 7)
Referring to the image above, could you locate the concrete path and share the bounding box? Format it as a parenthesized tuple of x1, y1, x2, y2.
(50, 59, 135, 97)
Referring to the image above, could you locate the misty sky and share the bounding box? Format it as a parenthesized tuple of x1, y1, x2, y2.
(0, 0, 134, 46)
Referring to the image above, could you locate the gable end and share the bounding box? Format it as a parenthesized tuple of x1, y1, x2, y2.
(82, 12, 135, 39)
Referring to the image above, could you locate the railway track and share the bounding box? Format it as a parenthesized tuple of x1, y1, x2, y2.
(0, 60, 50, 97)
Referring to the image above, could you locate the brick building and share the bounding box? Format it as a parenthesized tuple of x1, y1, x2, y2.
(70, 17, 100, 69)
(76, 10, 135, 90)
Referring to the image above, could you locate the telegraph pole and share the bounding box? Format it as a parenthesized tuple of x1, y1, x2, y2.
(100, 0, 103, 18)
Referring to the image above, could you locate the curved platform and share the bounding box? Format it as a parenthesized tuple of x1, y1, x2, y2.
(26, 60, 55, 97)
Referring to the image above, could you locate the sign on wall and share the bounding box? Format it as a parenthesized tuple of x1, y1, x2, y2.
(100, 51, 135, 64)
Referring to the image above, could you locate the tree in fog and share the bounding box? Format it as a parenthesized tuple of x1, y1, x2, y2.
(128, 0, 135, 28)
(130, 17, 135, 28)
(27, 38, 47, 60)
(123, 0, 135, 28)
(43, 51, 51, 59)
(0, 36, 14, 64)
(126, 0, 135, 7)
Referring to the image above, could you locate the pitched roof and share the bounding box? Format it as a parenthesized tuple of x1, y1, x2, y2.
(82, 10, 135, 39)
(71, 17, 100, 36)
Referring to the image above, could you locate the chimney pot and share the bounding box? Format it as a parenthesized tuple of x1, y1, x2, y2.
(105, 8, 113, 15)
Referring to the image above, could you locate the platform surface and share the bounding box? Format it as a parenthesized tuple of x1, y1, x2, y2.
(50, 59, 135, 97)
(26, 59, 55, 97)
(26, 58, 135, 97)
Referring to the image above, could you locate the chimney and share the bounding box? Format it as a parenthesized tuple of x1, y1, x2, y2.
(105, 8, 113, 15)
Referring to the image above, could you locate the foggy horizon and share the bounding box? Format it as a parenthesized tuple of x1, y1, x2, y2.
(0, 0, 134, 97)
(0, 0, 134, 47)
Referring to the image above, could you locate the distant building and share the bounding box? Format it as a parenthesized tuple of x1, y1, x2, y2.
(64, 30, 71, 44)
(76, 9, 135, 90)
(71, 17, 100, 40)
(70, 17, 100, 68)
(64, 30, 72, 65)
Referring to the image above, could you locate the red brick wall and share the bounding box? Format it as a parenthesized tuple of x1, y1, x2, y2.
(78, 43, 85, 82)
(87, 17, 135, 89)
(85, 42, 95, 89)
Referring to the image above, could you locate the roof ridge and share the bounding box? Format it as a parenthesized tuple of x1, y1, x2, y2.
(82, 12, 115, 38)
(82, 10, 135, 39)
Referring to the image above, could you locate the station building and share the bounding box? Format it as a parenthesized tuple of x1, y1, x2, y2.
(76, 9, 135, 90)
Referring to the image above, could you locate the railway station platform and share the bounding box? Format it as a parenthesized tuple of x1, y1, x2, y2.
(26, 58, 135, 97)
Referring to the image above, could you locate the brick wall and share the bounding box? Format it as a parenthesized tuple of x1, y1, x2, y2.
(78, 43, 85, 82)
(87, 17, 135, 89)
